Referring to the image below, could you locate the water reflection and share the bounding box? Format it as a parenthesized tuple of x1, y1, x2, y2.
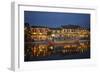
(24, 40, 90, 61)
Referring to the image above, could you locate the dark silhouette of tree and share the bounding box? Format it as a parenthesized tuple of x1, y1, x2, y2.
(25, 23, 29, 27)
(24, 23, 32, 61)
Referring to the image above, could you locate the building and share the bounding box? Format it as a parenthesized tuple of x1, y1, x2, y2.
(24, 24, 90, 57)
(31, 25, 50, 41)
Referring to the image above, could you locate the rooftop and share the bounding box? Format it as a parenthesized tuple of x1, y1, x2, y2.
(61, 24, 81, 29)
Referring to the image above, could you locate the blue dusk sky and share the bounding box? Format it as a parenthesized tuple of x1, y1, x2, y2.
(24, 11, 90, 28)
